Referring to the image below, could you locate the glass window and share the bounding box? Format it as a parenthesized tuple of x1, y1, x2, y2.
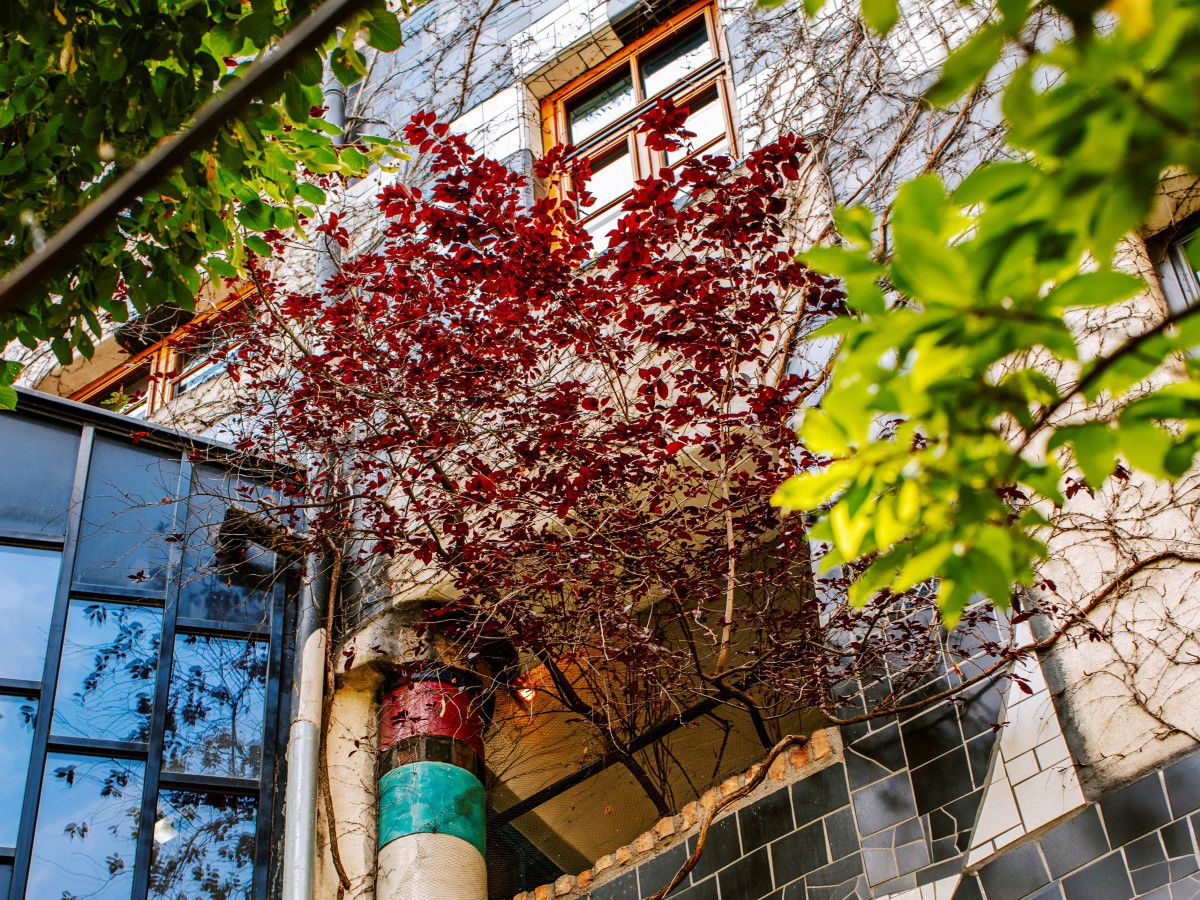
(585, 143, 636, 213)
(664, 86, 727, 166)
(640, 17, 713, 98)
(53, 601, 162, 744)
(74, 437, 181, 596)
(0, 416, 78, 538)
(567, 71, 635, 144)
(27, 753, 145, 900)
(149, 791, 256, 899)
(178, 467, 277, 627)
(0, 545, 61, 681)
(163, 635, 268, 779)
(0, 695, 37, 846)
(1162, 233, 1200, 314)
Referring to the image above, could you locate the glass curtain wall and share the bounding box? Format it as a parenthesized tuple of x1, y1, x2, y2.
(0, 398, 291, 900)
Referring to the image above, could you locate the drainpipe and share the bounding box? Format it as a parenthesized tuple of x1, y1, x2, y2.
(376, 666, 490, 900)
(280, 64, 347, 900)
(281, 559, 329, 900)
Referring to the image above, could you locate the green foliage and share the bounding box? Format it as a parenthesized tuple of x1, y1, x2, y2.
(0, 0, 409, 391)
(772, 0, 1200, 625)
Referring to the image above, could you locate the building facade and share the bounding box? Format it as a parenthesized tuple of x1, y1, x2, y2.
(8, 0, 1200, 898)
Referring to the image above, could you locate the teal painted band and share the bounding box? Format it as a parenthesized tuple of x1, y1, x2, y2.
(378, 761, 486, 856)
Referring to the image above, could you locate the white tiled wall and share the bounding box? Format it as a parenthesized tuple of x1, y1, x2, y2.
(966, 627, 1086, 867)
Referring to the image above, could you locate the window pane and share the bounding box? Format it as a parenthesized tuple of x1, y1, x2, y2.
(0, 545, 61, 681)
(53, 601, 161, 743)
(664, 87, 727, 166)
(164, 635, 268, 779)
(74, 437, 181, 596)
(583, 143, 635, 213)
(179, 466, 277, 627)
(640, 17, 713, 98)
(0, 694, 37, 845)
(585, 204, 625, 255)
(567, 71, 634, 144)
(149, 790, 256, 899)
(0, 415, 78, 538)
(27, 753, 144, 900)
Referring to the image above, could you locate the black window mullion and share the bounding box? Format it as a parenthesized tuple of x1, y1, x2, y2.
(130, 452, 192, 900)
(254, 578, 289, 900)
(10, 424, 95, 897)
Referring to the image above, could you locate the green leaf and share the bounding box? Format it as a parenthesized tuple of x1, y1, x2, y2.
(1043, 270, 1144, 310)
(330, 46, 368, 85)
(860, 0, 899, 34)
(244, 234, 274, 256)
(925, 23, 1005, 106)
(363, 2, 404, 52)
(237, 198, 272, 232)
(834, 205, 874, 249)
(283, 72, 312, 123)
(297, 182, 327, 205)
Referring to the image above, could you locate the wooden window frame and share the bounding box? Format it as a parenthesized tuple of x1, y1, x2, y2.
(541, 0, 738, 236)
(71, 289, 249, 416)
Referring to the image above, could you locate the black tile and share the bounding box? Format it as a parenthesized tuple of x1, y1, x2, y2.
(1166, 752, 1200, 819)
(793, 765, 851, 828)
(806, 852, 866, 900)
(824, 806, 858, 860)
(687, 814, 741, 882)
(911, 746, 974, 815)
(956, 676, 1007, 740)
(637, 842, 688, 899)
(771, 819, 827, 887)
(953, 874, 984, 900)
(851, 772, 918, 836)
(781, 881, 806, 900)
(871, 871, 918, 895)
(1039, 806, 1109, 879)
(591, 870, 639, 900)
(945, 790, 984, 853)
(978, 840, 1051, 900)
(1170, 852, 1200, 880)
(966, 731, 998, 789)
(916, 855, 967, 886)
(1025, 885, 1064, 900)
(1131, 860, 1170, 894)
(846, 722, 906, 789)
(902, 704, 965, 769)
(740, 788, 796, 852)
(1162, 820, 1195, 859)
(1125, 832, 1167, 868)
(672, 877, 718, 900)
(1061, 850, 1134, 900)
(1100, 772, 1172, 847)
(717, 846, 773, 900)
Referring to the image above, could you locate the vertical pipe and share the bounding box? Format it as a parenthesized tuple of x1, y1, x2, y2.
(376, 667, 489, 900)
(281, 559, 328, 900)
(280, 59, 347, 900)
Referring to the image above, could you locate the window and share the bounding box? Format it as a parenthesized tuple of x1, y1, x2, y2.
(0, 407, 291, 899)
(1160, 228, 1200, 314)
(543, 2, 736, 250)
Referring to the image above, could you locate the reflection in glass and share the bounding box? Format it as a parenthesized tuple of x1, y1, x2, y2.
(583, 143, 635, 213)
(640, 17, 713, 98)
(74, 437, 181, 595)
(164, 636, 267, 778)
(664, 87, 727, 166)
(27, 753, 144, 900)
(0, 415, 78, 538)
(0, 694, 36, 845)
(0, 544, 61, 681)
(53, 601, 161, 743)
(567, 71, 634, 144)
(149, 791, 256, 899)
(179, 467, 277, 627)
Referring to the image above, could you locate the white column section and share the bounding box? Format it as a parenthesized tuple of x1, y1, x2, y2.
(377, 833, 488, 900)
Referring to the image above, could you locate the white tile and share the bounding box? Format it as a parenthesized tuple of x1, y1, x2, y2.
(1034, 734, 1072, 769)
(1006, 749, 1040, 784)
(971, 762, 1021, 843)
(1012, 765, 1086, 833)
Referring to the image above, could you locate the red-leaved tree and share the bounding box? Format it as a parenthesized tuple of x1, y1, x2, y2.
(213, 104, 1004, 812)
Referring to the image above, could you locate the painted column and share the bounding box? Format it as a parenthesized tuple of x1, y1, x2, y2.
(376, 667, 489, 900)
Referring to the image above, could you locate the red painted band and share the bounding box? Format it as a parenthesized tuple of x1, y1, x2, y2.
(379, 676, 486, 760)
